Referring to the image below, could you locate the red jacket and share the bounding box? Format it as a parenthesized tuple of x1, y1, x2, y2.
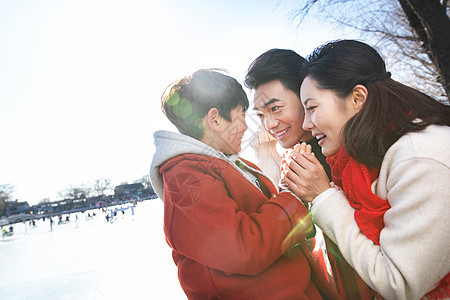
(160, 153, 342, 299)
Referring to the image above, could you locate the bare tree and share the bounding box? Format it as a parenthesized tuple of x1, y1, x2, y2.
(59, 184, 91, 200)
(93, 178, 112, 196)
(289, 0, 450, 102)
(135, 175, 152, 189)
(0, 184, 15, 212)
(135, 175, 155, 194)
(38, 198, 50, 205)
(398, 0, 450, 97)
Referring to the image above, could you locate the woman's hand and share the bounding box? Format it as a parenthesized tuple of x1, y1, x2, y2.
(281, 143, 331, 202)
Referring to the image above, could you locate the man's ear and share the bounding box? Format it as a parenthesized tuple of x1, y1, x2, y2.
(351, 84, 368, 111)
(206, 108, 221, 133)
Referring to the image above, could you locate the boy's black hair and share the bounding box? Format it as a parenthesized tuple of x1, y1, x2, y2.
(244, 49, 307, 97)
(161, 69, 249, 140)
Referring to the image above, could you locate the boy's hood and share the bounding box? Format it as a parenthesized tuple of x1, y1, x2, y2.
(150, 130, 238, 201)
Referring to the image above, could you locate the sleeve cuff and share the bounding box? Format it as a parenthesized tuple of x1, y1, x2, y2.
(311, 184, 340, 207)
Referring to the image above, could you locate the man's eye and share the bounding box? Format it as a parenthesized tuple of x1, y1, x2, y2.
(271, 106, 281, 112)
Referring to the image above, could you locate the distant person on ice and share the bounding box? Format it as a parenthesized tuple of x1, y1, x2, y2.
(150, 69, 341, 299)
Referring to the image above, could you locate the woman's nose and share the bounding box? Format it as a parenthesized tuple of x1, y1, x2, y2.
(303, 113, 313, 131)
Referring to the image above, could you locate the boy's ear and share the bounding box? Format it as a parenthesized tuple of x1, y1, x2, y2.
(351, 84, 368, 111)
(206, 108, 221, 133)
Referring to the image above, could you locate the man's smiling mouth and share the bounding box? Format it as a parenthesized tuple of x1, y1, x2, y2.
(272, 127, 289, 139)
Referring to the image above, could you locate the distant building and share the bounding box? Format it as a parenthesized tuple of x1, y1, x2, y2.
(0, 200, 6, 217)
(4, 200, 30, 216)
(114, 183, 145, 199)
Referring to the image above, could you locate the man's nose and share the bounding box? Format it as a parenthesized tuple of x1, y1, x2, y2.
(263, 115, 279, 132)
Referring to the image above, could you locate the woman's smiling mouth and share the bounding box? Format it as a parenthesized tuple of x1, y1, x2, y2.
(315, 134, 327, 146)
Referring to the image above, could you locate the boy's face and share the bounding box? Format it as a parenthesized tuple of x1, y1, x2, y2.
(213, 106, 248, 154)
(253, 80, 313, 148)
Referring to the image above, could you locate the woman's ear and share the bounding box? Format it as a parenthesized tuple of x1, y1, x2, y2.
(206, 108, 221, 133)
(351, 84, 368, 111)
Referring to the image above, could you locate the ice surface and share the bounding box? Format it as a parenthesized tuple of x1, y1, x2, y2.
(0, 200, 185, 299)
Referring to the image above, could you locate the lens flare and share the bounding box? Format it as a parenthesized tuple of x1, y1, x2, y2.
(166, 92, 193, 118)
(281, 214, 314, 251)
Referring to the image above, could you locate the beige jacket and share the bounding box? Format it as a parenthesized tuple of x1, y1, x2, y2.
(311, 125, 450, 300)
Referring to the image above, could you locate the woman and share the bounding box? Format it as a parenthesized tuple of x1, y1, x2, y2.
(282, 40, 450, 299)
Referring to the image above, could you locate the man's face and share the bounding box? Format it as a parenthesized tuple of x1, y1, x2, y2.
(253, 80, 313, 148)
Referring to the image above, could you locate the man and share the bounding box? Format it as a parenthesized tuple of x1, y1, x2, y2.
(244, 49, 330, 181)
(245, 49, 373, 300)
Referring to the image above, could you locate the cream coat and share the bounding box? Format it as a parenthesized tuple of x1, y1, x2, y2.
(311, 125, 450, 300)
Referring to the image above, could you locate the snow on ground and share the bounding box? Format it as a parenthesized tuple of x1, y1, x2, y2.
(0, 200, 186, 299)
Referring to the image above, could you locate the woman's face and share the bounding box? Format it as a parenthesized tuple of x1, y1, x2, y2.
(300, 76, 360, 157)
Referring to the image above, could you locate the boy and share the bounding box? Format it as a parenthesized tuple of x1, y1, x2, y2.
(150, 69, 341, 299)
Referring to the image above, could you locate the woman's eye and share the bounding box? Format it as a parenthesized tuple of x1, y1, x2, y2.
(256, 113, 264, 119)
(306, 106, 316, 112)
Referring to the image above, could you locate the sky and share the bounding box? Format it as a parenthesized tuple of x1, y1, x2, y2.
(0, 0, 354, 205)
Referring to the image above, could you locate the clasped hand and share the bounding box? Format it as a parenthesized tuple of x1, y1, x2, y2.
(279, 143, 331, 202)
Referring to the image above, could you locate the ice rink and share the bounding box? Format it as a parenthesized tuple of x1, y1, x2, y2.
(0, 200, 186, 299)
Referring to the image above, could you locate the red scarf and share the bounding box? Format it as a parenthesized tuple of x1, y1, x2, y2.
(326, 146, 390, 245)
(327, 146, 450, 299)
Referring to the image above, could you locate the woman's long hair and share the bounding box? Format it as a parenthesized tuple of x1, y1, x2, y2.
(304, 40, 450, 167)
